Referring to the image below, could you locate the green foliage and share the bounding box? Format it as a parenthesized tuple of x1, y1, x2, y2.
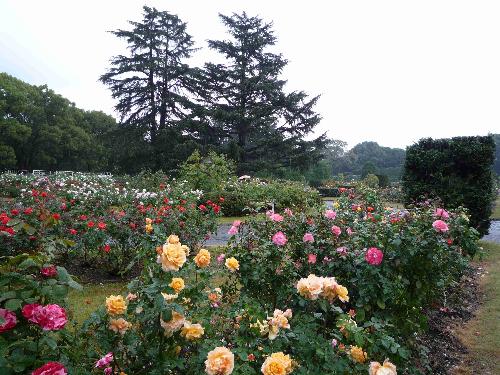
(211, 178, 322, 216)
(0, 73, 117, 172)
(375, 174, 390, 188)
(179, 151, 235, 192)
(402, 136, 496, 236)
(363, 174, 379, 188)
(333, 142, 405, 180)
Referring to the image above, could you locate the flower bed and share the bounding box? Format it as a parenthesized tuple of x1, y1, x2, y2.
(0, 185, 480, 374)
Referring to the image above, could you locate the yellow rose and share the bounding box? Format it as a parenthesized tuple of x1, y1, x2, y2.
(145, 224, 153, 233)
(320, 277, 338, 302)
(261, 352, 293, 375)
(194, 248, 211, 268)
(349, 346, 367, 363)
(169, 277, 185, 293)
(145, 218, 153, 225)
(296, 274, 323, 300)
(160, 311, 185, 337)
(167, 234, 180, 244)
(180, 321, 204, 340)
(205, 346, 235, 375)
(159, 242, 187, 271)
(108, 318, 132, 334)
(106, 295, 127, 315)
(225, 257, 239, 272)
(335, 284, 349, 302)
(369, 359, 397, 375)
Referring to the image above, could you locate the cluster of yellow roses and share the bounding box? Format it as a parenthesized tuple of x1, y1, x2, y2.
(145, 218, 153, 234)
(105, 295, 132, 335)
(296, 274, 349, 303)
(204, 347, 294, 375)
(251, 308, 292, 340)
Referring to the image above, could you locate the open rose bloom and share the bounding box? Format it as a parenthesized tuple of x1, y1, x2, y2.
(22, 303, 67, 331)
(0, 308, 17, 333)
(272, 231, 288, 246)
(32, 361, 67, 375)
(365, 247, 384, 266)
(432, 219, 449, 232)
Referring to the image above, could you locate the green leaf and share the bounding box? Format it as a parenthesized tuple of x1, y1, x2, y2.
(4, 298, 22, 310)
(18, 258, 37, 270)
(376, 300, 386, 309)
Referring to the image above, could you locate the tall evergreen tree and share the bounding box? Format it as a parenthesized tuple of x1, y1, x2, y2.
(100, 6, 197, 172)
(194, 12, 326, 174)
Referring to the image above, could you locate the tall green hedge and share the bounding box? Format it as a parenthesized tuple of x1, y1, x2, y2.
(402, 136, 495, 236)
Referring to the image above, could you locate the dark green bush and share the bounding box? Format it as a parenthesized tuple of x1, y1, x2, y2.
(402, 136, 495, 236)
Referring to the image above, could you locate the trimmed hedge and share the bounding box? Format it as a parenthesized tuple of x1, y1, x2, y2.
(402, 136, 495, 236)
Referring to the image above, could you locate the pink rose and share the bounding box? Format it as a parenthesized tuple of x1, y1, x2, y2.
(331, 225, 341, 237)
(365, 247, 384, 266)
(217, 253, 225, 264)
(272, 231, 288, 246)
(307, 254, 317, 264)
(432, 220, 449, 233)
(331, 339, 338, 347)
(323, 256, 332, 263)
(32, 362, 67, 375)
(95, 353, 113, 368)
(104, 368, 112, 375)
(434, 208, 450, 220)
(23, 304, 67, 330)
(232, 220, 242, 227)
(284, 208, 293, 216)
(346, 227, 353, 236)
(336, 246, 348, 256)
(227, 225, 238, 235)
(303, 233, 314, 243)
(324, 210, 337, 220)
(0, 308, 17, 333)
(270, 213, 284, 222)
(40, 265, 57, 278)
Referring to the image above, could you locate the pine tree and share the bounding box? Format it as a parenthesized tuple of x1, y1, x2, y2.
(100, 6, 197, 171)
(194, 12, 326, 174)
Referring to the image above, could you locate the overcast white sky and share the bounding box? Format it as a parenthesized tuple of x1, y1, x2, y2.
(1, 0, 499, 148)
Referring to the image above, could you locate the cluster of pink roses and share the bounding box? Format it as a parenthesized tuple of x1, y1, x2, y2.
(95, 352, 114, 374)
(22, 303, 67, 331)
(432, 208, 450, 233)
(227, 220, 242, 236)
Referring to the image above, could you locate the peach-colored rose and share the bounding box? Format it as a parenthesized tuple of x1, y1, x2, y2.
(159, 242, 186, 271)
(109, 318, 132, 335)
(296, 274, 323, 300)
(205, 346, 234, 375)
(169, 277, 185, 293)
(369, 359, 397, 375)
(195, 249, 211, 268)
(180, 321, 204, 340)
(105, 295, 126, 316)
(160, 311, 185, 337)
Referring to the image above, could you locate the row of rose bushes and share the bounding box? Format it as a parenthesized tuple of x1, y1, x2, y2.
(0, 173, 221, 274)
(0, 186, 479, 374)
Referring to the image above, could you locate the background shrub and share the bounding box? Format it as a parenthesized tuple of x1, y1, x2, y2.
(402, 136, 495, 236)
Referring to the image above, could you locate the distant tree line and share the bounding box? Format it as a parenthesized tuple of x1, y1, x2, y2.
(0, 72, 117, 171)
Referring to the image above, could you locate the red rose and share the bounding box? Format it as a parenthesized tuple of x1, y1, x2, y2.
(31, 190, 39, 197)
(22, 303, 42, 320)
(52, 213, 61, 220)
(199, 204, 207, 211)
(10, 209, 19, 216)
(24, 207, 33, 215)
(40, 192, 47, 198)
(87, 221, 95, 228)
(97, 222, 106, 230)
(213, 205, 220, 214)
(32, 361, 67, 375)
(69, 229, 77, 235)
(29, 236, 37, 241)
(0, 308, 17, 333)
(129, 223, 136, 230)
(103, 244, 111, 253)
(60, 203, 67, 210)
(447, 238, 453, 245)
(163, 198, 169, 204)
(41, 265, 57, 278)
(219, 197, 225, 202)
(79, 215, 87, 221)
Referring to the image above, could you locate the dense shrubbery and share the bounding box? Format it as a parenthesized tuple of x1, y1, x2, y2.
(402, 136, 495, 236)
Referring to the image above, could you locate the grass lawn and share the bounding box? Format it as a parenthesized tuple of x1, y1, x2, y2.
(68, 282, 127, 325)
(455, 240, 500, 374)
